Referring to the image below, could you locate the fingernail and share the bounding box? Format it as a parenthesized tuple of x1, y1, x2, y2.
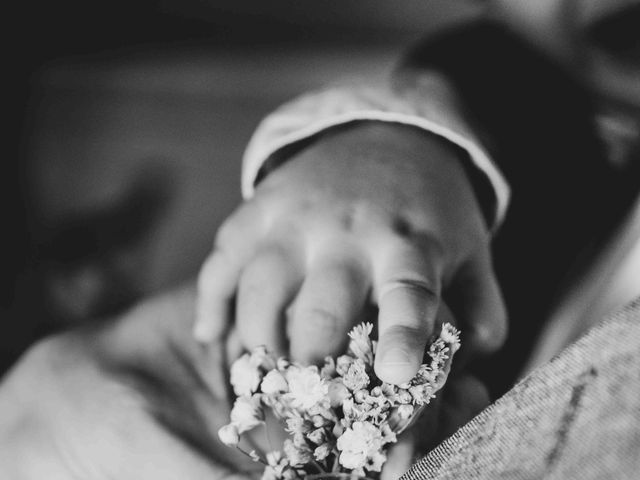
(380, 347, 411, 366)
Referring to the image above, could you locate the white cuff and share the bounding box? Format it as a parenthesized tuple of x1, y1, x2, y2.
(242, 80, 510, 231)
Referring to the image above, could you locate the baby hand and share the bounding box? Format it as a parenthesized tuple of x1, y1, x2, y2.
(194, 123, 506, 384)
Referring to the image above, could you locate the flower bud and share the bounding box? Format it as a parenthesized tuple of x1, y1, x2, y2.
(307, 427, 326, 444)
(230, 395, 264, 433)
(397, 404, 414, 419)
(397, 389, 412, 404)
(314, 443, 332, 461)
(354, 389, 368, 403)
(261, 370, 289, 394)
(230, 354, 263, 397)
(218, 424, 240, 446)
(328, 380, 350, 408)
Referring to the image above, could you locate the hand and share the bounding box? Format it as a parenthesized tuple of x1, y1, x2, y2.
(0, 286, 259, 480)
(195, 123, 507, 384)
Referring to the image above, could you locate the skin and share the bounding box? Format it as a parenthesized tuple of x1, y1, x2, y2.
(0, 285, 257, 480)
(195, 123, 507, 385)
(0, 284, 488, 479)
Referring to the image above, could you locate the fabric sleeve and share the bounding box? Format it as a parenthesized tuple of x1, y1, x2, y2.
(241, 71, 510, 231)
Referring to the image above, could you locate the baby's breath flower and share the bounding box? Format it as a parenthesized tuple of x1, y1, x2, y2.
(230, 353, 263, 397)
(342, 398, 366, 423)
(314, 443, 332, 461)
(261, 370, 289, 395)
(251, 345, 276, 371)
(337, 421, 390, 470)
(306, 427, 326, 445)
(365, 393, 389, 410)
(230, 395, 264, 433)
(282, 469, 300, 480)
(285, 414, 307, 435)
(292, 432, 308, 448)
(249, 450, 261, 462)
(336, 355, 354, 376)
(440, 323, 461, 351)
(286, 366, 328, 410)
(284, 439, 312, 466)
(328, 378, 351, 408)
(277, 357, 291, 371)
(353, 389, 368, 403)
(282, 468, 302, 480)
(414, 364, 437, 385)
(218, 424, 240, 446)
(409, 385, 435, 406)
(343, 359, 369, 391)
(220, 322, 461, 480)
(396, 389, 412, 404)
(266, 451, 284, 467)
(307, 404, 335, 420)
(266, 451, 290, 478)
(348, 322, 375, 365)
(397, 404, 414, 419)
(311, 414, 327, 428)
(380, 423, 396, 444)
(261, 465, 279, 480)
(380, 383, 396, 398)
(365, 452, 387, 472)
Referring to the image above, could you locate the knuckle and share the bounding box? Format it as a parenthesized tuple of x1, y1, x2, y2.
(214, 218, 239, 250)
(380, 275, 440, 300)
(335, 202, 397, 234)
(240, 248, 292, 291)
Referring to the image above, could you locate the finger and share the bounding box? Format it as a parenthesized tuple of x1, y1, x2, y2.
(194, 203, 264, 343)
(287, 250, 370, 364)
(236, 245, 303, 355)
(438, 374, 490, 439)
(382, 432, 416, 480)
(374, 240, 443, 385)
(448, 252, 507, 356)
(225, 326, 244, 370)
(194, 250, 243, 343)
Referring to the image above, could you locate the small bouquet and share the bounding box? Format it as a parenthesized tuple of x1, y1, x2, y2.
(218, 323, 460, 480)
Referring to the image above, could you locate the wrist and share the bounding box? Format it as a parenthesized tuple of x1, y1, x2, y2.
(255, 121, 494, 231)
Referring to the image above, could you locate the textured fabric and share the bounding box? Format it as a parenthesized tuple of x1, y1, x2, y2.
(240, 75, 510, 231)
(402, 297, 640, 480)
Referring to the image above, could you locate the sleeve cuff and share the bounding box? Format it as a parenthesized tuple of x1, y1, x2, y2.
(242, 83, 510, 232)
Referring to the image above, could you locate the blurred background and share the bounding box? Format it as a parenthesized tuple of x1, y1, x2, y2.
(4, 0, 480, 372)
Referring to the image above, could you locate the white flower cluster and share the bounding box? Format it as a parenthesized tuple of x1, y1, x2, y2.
(218, 323, 461, 480)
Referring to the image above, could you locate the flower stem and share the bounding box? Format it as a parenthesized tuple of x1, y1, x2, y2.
(310, 460, 325, 474)
(235, 446, 267, 466)
(332, 452, 340, 472)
